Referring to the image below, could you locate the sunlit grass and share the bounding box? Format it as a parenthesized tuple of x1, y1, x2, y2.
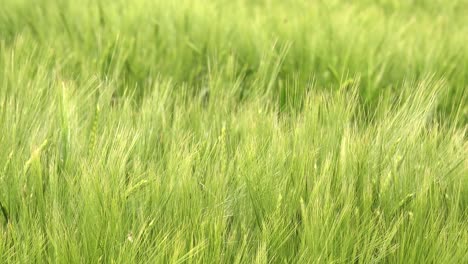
(0, 0, 467, 263)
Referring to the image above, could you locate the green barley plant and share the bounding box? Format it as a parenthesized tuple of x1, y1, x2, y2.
(0, 0, 467, 263)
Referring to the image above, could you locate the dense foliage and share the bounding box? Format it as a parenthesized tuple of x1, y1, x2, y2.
(0, 0, 467, 263)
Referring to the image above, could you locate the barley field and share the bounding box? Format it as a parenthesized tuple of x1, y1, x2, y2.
(0, 0, 467, 263)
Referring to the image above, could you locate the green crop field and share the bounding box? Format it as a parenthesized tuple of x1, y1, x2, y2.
(0, 0, 467, 263)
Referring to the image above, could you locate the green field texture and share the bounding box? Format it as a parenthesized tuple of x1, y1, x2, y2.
(0, 0, 467, 263)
